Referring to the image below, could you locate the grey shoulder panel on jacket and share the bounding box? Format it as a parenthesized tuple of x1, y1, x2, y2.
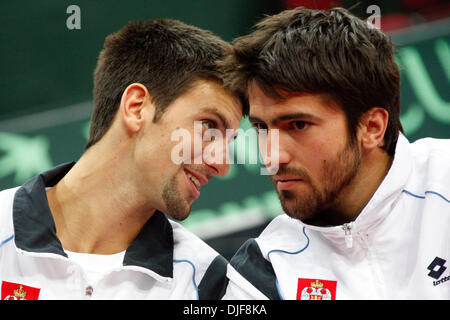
(229, 239, 280, 300)
(198, 254, 229, 300)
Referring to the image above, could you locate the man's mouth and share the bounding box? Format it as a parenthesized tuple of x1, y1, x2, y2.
(186, 171, 201, 190)
(272, 175, 305, 190)
(183, 168, 209, 198)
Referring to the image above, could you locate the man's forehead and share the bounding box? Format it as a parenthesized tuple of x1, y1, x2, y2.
(211, 91, 243, 128)
(171, 79, 242, 123)
(248, 83, 341, 119)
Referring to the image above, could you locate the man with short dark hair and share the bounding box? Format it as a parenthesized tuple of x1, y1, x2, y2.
(221, 7, 450, 299)
(0, 19, 244, 300)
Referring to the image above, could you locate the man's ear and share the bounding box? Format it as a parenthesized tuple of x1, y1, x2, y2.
(119, 83, 153, 134)
(358, 107, 389, 151)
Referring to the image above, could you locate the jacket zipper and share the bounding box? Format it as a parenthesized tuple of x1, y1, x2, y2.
(342, 223, 353, 248)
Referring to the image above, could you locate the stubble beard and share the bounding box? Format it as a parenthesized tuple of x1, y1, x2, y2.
(161, 164, 212, 221)
(162, 171, 190, 221)
(275, 139, 362, 223)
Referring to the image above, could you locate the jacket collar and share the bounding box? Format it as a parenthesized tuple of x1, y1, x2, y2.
(299, 133, 413, 236)
(353, 133, 413, 229)
(12, 162, 174, 279)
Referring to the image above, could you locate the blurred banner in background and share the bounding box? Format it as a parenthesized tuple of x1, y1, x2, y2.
(0, 0, 449, 259)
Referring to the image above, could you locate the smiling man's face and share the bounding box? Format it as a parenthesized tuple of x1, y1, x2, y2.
(133, 80, 242, 221)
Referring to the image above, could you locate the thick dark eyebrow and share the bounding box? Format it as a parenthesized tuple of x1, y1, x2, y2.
(249, 113, 320, 127)
(271, 113, 319, 126)
(248, 115, 264, 125)
(200, 108, 230, 130)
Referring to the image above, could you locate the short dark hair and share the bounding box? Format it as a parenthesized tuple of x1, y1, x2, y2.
(87, 18, 245, 149)
(222, 7, 402, 155)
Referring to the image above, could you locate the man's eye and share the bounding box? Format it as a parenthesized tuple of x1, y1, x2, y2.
(292, 121, 308, 131)
(202, 120, 217, 130)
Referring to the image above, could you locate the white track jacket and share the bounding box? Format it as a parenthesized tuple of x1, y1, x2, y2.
(223, 134, 450, 300)
(0, 163, 228, 300)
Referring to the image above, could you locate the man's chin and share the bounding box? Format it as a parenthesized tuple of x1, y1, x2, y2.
(169, 210, 190, 221)
(282, 203, 315, 222)
(278, 190, 319, 222)
(164, 201, 192, 221)
(161, 175, 195, 221)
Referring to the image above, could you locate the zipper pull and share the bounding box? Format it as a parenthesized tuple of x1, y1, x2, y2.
(342, 223, 353, 248)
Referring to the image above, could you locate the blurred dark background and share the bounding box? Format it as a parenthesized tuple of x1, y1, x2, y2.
(0, 0, 449, 259)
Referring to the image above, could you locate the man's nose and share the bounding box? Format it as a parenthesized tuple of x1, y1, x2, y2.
(258, 128, 291, 173)
(202, 139, 231, 177)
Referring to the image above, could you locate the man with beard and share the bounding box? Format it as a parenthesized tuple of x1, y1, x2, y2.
(0, 19, 244, 299)
(221, 7, 450, 299)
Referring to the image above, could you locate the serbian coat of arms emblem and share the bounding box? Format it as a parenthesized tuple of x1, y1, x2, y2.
(1, 281, 40, 300)
(297, 278, 337, 300)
